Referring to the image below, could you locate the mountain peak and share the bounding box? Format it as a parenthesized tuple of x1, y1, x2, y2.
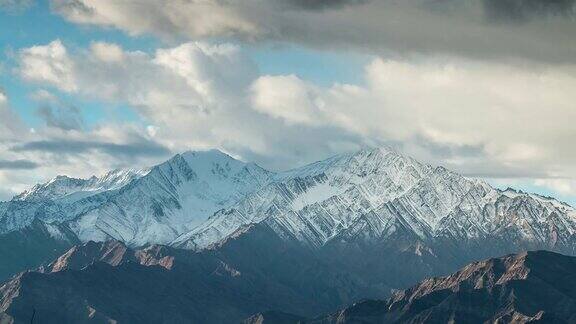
(162, 149, 270, 180)
(13, 175, 87, 201)
(345, 146, 422, 168)
(12, 168, 147, 202)
(356, 145, 397, 155)
(278, 146, 414, 180)
(46, 240, 133, 273)
(180, 148, 235, 161)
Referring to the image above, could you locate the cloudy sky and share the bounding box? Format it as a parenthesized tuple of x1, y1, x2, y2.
(1, 0, 576, 204)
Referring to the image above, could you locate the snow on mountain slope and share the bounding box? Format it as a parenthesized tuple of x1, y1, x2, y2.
(173, 147, 576, 253)
(172, 148, 433, 249)
(13, 169, 149, 203)
(0, 150, 272, 246)
(3, 146, 576, 253)
(67, 150, 273, 245)
(0, 169, 148, 234)
(334, 166, 576, 254)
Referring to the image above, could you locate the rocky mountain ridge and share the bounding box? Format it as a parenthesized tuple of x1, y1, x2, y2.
(3, 241, 576, 323)
(293, 250, 576, 323)
(0, 231, 379, 323)
(1, 147, 576, 285)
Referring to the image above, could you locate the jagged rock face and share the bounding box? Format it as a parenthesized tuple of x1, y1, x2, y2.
(173, 148, 432, 249)
(175, 148, 576, 258)
(309, 251, 576, 324)
(66, 150, 273, 246)
(0, 150, 272, 244)
(44, 240, 136, 273)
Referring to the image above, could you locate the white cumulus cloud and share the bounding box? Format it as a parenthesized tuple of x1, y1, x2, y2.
(9, 39, 576, 204)
(19, 40, 77, 92)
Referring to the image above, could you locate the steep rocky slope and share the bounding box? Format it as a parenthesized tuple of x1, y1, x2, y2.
(66, 150, 272, 245)
(0, 150, 271, 245)
(5, 247, 575, 323)
(308, 250, 576, 323)
(0, 225, 380, 323)
(176, 148, 576, 258)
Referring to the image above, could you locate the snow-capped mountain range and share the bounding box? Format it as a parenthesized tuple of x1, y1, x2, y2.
(173, 147, 576, 258)
(2, 147, 576, 255)
(12, 169, 149, 203)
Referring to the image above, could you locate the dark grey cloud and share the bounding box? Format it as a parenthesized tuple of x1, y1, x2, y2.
(276, 0, 576, 63)
(283, 0, 368, 11)
(12, 139, 171, 159)
(50, 0, 576, 64)
(483, 0, 576, 22)
(36, 104, 84, 131)
(0, 159, 39, 170)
